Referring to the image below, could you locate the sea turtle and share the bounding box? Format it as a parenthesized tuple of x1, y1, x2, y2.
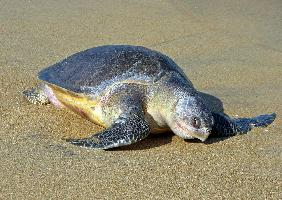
(23, 45, 276, 149)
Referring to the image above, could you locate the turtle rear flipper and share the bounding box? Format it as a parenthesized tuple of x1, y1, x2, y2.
(67, 108, 150, 149)
(211, 112, 276, 138)
(23, 84, 50, 105)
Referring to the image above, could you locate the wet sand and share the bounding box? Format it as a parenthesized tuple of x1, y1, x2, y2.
(0, 0, 281, 199)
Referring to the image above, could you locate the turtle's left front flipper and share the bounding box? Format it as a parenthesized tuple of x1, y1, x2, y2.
(211, 112, 276, 138)
(67, 108, 150, 149)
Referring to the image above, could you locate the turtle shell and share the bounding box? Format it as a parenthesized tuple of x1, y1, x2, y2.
(38, 45, 188, 97)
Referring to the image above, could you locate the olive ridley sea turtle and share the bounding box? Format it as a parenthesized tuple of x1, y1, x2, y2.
(23, 45, 276, 149)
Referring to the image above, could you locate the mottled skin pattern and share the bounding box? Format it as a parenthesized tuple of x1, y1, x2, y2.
(23, 45, 276, 149)
(67, 107, 150, 149)
(23, 83, 49, 105)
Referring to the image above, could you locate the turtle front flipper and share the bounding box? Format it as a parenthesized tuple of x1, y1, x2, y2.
(67, 108, 150, 149)
(23, 84, 50, 105)
(210, 112, 276, 138)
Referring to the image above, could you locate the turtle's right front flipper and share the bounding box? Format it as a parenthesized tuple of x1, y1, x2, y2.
(211, 112, 276, 138)
(67, 108, 150, 149)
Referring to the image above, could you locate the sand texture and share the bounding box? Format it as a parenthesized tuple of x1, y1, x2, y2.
(0, 0, 281, 199)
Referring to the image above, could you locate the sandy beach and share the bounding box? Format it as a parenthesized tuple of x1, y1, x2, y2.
(0, 0, 281, 199)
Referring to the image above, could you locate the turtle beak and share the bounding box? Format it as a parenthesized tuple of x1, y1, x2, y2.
(197, 134, 209, 142)
(173, 122, 211, 142)
(192, 127, 211, 142)
(193, 133, 209, 142)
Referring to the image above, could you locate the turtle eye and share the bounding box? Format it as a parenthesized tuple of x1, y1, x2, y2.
(192, 117, 201, 129)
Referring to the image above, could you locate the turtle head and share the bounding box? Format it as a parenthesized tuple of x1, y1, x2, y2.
(167, 94, 214, 142)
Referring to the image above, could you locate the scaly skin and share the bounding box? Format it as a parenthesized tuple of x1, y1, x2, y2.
(67, 107, 150, 149)
(23, 84, 50, 105)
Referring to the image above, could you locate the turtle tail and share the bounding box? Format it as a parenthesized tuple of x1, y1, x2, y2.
(210, 112, 276, 138)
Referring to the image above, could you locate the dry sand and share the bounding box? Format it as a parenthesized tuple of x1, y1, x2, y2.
(0, 0, 281, 199)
